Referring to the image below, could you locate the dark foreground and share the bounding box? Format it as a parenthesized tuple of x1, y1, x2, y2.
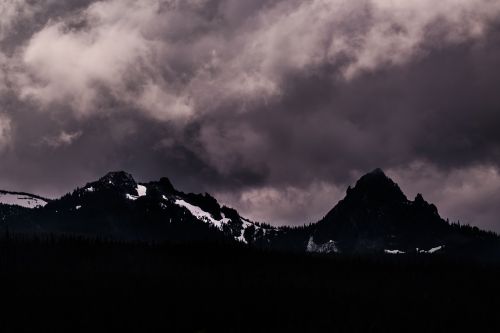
(1, 235, 500, 332)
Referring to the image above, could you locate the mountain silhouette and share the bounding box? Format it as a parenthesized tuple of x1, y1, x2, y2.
(0, 169, 499, 259)
(0, 171, 275, 243)
(309, 168, 449, 254)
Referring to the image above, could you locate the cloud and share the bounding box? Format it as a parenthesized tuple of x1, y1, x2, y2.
(0, 0, 499, 230)
(0, 113, 12, 151)
(216, 181, 345, 226)
(0, 0, 37, 40)
(15, 0, 500, 120)
(19, 0, 193, 120)
(42, 130, 83, 148)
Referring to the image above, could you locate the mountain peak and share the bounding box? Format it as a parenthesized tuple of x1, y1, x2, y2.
(356, 168, 394, 186)
(100, 171, 135, 182)
(315, 169, 449, 251)
(158, 177, 176, 193)
(415, 193, 425, 203)
(360, 168, 391, 183)
(369, 168, 386, 176)
(345, 168, 407, 205)
(97, 171, 137, 190)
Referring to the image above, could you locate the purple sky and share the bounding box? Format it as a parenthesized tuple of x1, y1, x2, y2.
(1, 0, 500, 230)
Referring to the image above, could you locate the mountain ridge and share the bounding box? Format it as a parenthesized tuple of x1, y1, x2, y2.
(0, 169, 499, 260)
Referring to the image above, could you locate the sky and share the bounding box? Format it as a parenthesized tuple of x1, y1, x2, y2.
(1, 0, 500, 231)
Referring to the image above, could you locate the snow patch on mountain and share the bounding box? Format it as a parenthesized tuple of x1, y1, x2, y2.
(136, 185, 147, 197)
(174, 199, 231, 230)
(418, 245, 444, 254)
(0, 192, 48, 208)
(126, 194, 138, 200)
(385, 249, 405, 254)
(126, 185, 148, 200)
(428, 245, 444, 253)
(237, 218, 254, 244)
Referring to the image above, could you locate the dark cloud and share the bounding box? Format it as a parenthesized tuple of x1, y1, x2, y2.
(1, 0, 500, 230)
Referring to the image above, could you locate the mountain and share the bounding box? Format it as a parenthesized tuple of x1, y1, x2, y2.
(305, 169, 500, 258)
(309, 168, 449, 254)
(0, 171, 275, 243)
(0, 169, 499, 259)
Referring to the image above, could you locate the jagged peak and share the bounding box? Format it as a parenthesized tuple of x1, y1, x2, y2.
(99, 171, 136, 184)
(412, 193, 439, 215)
(101, 170, 134, 178)
(414, 193, 425, 203)
(346, 168, 407, 203)
(158, 177, 176, 193)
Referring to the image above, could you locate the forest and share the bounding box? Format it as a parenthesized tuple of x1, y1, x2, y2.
(1, 232, 500, 332)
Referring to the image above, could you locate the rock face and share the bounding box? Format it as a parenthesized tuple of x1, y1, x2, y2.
(0, 169, 499, 259)
(309, 168, 449, 254)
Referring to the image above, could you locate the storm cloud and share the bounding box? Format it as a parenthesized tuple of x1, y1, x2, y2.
(1, 0, 500, 230)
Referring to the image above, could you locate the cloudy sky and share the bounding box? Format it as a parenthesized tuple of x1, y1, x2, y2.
(1, 0, 500, 230)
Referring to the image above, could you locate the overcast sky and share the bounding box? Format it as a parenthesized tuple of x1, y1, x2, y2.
(1, 0, 500, 230)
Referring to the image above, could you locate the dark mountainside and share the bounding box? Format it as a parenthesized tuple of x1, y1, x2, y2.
(0, 171, 276, 244)
(2, 169, 500, 332)
(0, 168, 498, 260)
(310, 169, 500, 259)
